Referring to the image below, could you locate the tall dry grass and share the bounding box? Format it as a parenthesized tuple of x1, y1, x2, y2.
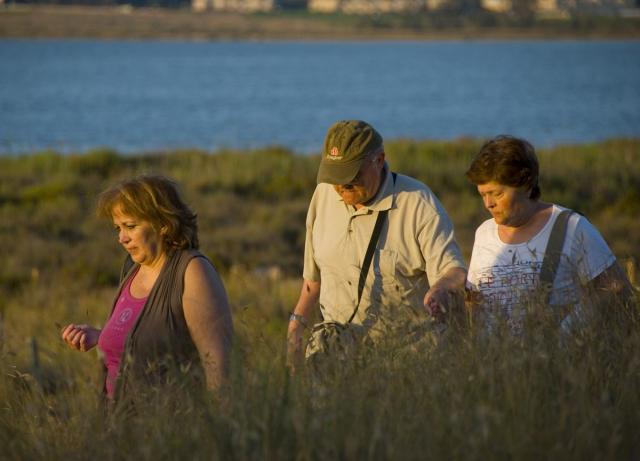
(1, 139, 639, 459)
(2, 284, 638, 459)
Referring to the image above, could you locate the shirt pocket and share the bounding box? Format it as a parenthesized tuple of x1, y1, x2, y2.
(374, 248, 398, 285)
(370, 249, 426, 329)
(370, 249, 400, 306)
(319, 268, 360, 323)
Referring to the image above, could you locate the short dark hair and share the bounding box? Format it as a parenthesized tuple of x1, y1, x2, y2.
(466, 135, 541, 200)
(97, 175, 199, 250)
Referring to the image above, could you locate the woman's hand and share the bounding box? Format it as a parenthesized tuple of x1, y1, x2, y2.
(61, 324, 100, 352)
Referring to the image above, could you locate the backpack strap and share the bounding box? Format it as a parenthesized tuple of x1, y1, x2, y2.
(539, 209, 573, 304)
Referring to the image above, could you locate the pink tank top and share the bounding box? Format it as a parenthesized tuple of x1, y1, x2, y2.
(98, 269, 147, 398)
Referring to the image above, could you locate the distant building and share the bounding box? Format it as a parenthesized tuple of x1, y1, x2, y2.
(193, 0, 274, 12)
(345, 0, 423, 13)
(192, 0, 208, 10)
(425, 0, 449, 9)
(309, 0, 424, 12)
(307, 0, 340, 11)
(421, 0, 442, 11)
(534, 0, 568, 16)
(481, 0, 566, 14)
(536, 0, 558, 10)
(194, 0, 631, 14)
(481, 0, 511, 11)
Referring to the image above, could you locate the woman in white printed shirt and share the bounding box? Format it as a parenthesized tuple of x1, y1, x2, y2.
(465, 135, 631, 333)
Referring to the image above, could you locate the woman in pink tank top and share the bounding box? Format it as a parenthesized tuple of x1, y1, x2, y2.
(61, 175, 233, 402)
(98, 268, 147, 398)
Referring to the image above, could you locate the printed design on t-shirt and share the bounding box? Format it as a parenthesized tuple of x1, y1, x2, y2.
(476, 260, 542, 314)
(475, 260, 577, 320)
(118, 308, 133, 324)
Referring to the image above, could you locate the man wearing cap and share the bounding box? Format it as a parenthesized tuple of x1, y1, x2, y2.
(287, 120, 467, 366)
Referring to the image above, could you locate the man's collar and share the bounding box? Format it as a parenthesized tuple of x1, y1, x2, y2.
(365, 163, 394, 211)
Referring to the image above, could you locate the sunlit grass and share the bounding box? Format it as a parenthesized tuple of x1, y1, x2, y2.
(1, 139, 639, 458)
(2, 291, 638, 459)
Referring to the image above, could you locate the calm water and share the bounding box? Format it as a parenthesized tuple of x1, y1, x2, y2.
(1, 39, 639, 154)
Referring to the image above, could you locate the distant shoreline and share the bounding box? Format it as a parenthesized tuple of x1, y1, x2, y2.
(1, 5, 640, 41)
(2, 137, 639, 157)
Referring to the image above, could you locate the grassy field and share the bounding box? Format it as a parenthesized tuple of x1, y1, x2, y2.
(1, 4, 640, 40)
(0, 139, 639, 459)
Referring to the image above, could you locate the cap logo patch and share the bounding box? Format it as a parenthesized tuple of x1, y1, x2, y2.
(327, 146, 343, 160)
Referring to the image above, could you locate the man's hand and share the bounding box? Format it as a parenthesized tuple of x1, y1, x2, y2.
(286, 279, 320, 375)
(423, 267, 467, 321)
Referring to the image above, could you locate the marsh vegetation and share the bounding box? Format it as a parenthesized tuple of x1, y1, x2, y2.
(0, 138, 639, 459)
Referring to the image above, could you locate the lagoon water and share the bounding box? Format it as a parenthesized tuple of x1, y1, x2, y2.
(1, 39, 639, 154)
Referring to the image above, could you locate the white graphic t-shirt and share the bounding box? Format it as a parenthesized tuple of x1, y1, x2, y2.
(467, 204, 615, 328)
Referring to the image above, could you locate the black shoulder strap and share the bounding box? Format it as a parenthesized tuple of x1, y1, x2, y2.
(539, 209, 572, 304)
(347, 172, 396, 323)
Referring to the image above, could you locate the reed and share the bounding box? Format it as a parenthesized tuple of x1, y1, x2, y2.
(0, 139, 639, 459)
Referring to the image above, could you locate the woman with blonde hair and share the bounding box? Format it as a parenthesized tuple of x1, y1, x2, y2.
(62, 175, 232, 402)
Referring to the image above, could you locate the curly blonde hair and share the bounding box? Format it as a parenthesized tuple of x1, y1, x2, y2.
(97, 175, 199, 250)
